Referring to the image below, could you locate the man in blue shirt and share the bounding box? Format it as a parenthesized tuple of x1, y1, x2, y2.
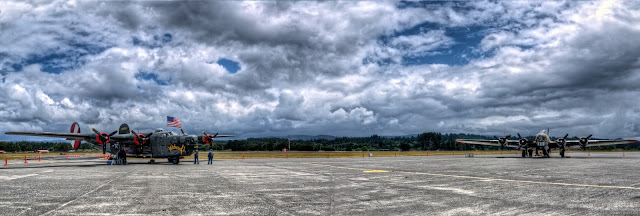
(208, 149, 214, 165)
(193, 149, 199, 164)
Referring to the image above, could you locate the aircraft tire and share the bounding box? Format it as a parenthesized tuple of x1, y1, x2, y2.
(560, 150, 565, 158)
(521, 150, 526, 158)
(542, 149, 549, 158)
(528, 149, 533, 157)
(169, 157, 179, 164)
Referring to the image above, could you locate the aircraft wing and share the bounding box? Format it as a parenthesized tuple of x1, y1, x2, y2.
(214, 135, 234, 137)
(455, 139, 519, 147)
(565, 139, 637, 147)
(5, 132, 95, 141)
(5, 132, 134, 142)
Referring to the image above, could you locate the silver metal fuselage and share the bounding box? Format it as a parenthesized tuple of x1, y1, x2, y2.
(534, 130, 550, 149)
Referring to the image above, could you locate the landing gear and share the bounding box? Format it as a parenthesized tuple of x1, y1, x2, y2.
(542, 149, 550, 158)
(169, 157, 180, 164)
(528, 149, 533, 157)
(521, 150, 526, 158)
(560, 150, 565, 158)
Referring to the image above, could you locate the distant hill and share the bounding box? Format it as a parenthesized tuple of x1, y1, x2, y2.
(287, 135, 337, 140)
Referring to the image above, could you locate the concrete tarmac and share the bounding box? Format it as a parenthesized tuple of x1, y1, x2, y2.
(1, 152, 639, 215)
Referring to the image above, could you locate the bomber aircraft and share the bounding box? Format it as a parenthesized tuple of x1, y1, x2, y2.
(456, 129, 636, 158)
(5, 122, 233, 164)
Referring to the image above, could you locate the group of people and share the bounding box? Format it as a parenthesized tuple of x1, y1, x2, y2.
(193, 149, 215, 165)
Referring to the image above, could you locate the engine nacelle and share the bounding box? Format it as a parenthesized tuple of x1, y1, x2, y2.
(519, 138, 528, 149)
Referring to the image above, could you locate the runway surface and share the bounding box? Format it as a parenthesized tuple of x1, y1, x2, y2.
(1, 152, 639, 215)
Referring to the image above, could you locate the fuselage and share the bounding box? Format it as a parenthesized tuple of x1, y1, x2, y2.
(105, 131, 201, 159)
(534, 130, 551, 148)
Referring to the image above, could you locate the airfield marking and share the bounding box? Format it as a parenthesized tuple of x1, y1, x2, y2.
(305, 163, 640, 190)
(363, 170, 390, 173)
(42, 169, 137, 216)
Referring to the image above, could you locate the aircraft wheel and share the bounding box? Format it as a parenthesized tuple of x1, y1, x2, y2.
(521, 150, 526, 158)
(560, 150, 565, 158)
(542, 149, 549, 158)
(528, 149, 533, 157)
(169, 157, 179, 164)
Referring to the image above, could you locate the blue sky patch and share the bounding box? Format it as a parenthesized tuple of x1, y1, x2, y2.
(366, 21, 493, 66)
(216, 58, 241, 74)
(11, 42, 109, 74)
(403, 24, 489, 66)
(135, 71, 169, 85)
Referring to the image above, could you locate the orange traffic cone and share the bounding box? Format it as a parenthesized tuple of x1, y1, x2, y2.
(4, 155, 7, 166)
(24, 155, 28, 163)
(38, 154, 41, 162)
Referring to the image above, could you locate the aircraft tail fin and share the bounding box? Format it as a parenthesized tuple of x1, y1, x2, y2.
(70, 122, 81, 149)
(119, 124, 131, 135)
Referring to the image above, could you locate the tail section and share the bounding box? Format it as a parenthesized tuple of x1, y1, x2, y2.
(70, 122, 81, 149)
(118, 124, 131, 135)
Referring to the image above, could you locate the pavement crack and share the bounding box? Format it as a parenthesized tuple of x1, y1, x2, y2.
(42, 168, 138, 216)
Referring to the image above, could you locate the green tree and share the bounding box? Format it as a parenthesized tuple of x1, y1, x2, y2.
(400, 143, 411, 151)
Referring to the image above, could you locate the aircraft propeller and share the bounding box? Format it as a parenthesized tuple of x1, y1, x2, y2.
(203, 131, 219, 149)
(494, 135, 511, 150)
(131, 130, 153, 146)
(92, 128, 118, 154)
(516, 133, 528, 150)
(556, 133, 569, 151)
(574, 134, 593, 150)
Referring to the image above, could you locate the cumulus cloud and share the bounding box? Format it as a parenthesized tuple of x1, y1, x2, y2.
(1, 0, 640, 140)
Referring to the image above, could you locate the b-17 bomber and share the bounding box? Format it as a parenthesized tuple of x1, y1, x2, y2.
(456, 129, 637, 158)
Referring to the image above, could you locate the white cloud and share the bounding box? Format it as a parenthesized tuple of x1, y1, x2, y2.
(1, 1, 640, 140)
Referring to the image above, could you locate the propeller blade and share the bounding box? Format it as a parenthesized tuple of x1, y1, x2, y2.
(109, 131, 118, 136)
(505, 135, 511, 139)
(203, 131, 208, 136)
(213, 132, 219, 138)
(92, 128, 100, 134)
(563, 134, 569, 140)
(131, 130, 140, 138)
(103, 144, 107, 155)
(587, 134, 593, 139)
(144, 132, 153, 137)
(517, 133, 522, 139)
(494, 136, 499, 140)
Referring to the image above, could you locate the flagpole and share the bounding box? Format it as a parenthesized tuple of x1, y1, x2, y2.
(180, 127, 185, 135)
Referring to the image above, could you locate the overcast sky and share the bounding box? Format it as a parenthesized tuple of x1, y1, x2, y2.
(2, 0, 640, 140)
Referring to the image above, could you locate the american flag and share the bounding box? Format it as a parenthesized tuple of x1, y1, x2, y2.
(167, 116, 182, 128)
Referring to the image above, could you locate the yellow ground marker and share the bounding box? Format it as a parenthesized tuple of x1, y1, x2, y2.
(363, 170, 389, 173)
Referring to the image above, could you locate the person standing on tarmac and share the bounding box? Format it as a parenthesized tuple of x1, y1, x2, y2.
(208, 149, 214, 165)
(194, 149, 199, 164)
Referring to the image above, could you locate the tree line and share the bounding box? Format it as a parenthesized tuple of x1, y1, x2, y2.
(2, 132, 638, 152)
(217, 133, 504, 151)
(0, 141, 93, 152)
